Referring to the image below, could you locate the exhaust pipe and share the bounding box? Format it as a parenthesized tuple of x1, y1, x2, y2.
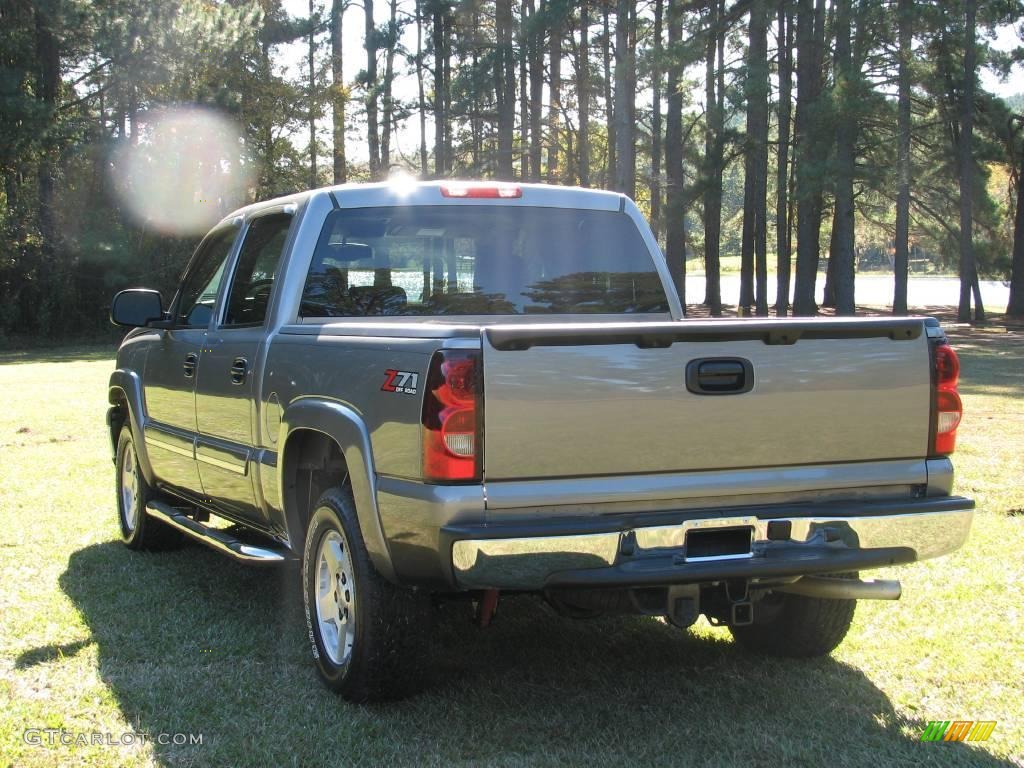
(775, 576, 901, 601)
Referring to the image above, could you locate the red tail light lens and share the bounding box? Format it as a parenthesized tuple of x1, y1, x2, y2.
(422, 350, 482, 482)
(932, 342, 962, 455)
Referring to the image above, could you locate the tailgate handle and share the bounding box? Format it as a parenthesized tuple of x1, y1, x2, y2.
(686, 358, 753, 395)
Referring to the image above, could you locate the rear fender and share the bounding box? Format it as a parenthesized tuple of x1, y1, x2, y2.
(279, 398, 396, 582)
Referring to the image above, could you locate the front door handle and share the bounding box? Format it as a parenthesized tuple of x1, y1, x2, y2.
(183, 353, 198, 378)
(230, 357, 248, 385)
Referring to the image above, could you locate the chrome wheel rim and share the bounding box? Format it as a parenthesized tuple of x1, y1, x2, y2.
(120, 443, 140, 532)
(315, 529, 356, 666)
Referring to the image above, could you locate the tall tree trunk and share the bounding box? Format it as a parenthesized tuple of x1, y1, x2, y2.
(603, 7, 615, 188)
(309, 0, 319, 187)
(627, 1, 638, 188)
(128, 85, 138, 145)
(1008, 116, 1024, 317)
(415, 0, 428, 176)
(664, 0, 686, 312)
(957, 0, 983, 322)
(520, 0, 531, 180)
(650, 0, 663, 238)
(432, 1, 446, 176)
(893, 0, 912, 314)
(792, 0, 827, 316)
(775, 1, 793, 315)
(365, 0, 380, 179)
(527, 0, 544, 182)
(259, 38, 276, 193)
(740, 0, 768, 315)
(495, 0, 515, 179)
(703, 0, 724, 315)
(821, 224, 836, 307)
(830, 0, 856, 315)
(578, 0, 591, 187)
(34, 4, 60, 282)
(613, 0, 635, 195)
(381, 0, 398, 171)
(443, 10, 453, 168)
(548, 10, 562, 183)
(331, 0, 348, 183)
(472, 6, 482, 172)
(751, 0, 769, 315)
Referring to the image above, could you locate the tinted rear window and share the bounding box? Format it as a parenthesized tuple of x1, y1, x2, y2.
(300, 206, 668, 317)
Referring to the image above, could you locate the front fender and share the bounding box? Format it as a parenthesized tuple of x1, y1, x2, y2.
(108, 368, 156, 485)
(279, 398, 396, 582)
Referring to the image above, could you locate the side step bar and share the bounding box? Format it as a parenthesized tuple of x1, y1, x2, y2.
(146, 500, 293, 564)
(775, 576, 901, 600)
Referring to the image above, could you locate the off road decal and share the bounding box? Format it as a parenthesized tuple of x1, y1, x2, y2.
(381, 369, 419, 395)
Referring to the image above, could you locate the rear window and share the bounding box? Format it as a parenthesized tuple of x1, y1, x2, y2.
(300, 206, 669, 317)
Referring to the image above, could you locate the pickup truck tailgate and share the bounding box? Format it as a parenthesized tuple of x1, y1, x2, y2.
(480, 319, 932, 481)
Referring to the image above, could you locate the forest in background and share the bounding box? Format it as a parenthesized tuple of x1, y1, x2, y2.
(2, 0, 1024, 341)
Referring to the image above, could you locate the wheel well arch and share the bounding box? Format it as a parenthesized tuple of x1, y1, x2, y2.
(280, 429, 350, 553)
(277, 400, 396, 582)
(108, 388, 129, 452)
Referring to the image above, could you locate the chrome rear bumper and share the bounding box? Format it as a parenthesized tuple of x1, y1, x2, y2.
(448, 498, 974, 590)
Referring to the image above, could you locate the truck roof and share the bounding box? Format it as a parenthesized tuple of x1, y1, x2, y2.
(223, 180, 627, 223)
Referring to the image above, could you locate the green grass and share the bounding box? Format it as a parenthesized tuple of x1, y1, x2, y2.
(1, 330, 1022, 767)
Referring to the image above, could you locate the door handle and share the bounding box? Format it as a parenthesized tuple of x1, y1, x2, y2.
(230, 357, 249, 385)
(183, 353, 198, 378)
(686, 358, 754, 395)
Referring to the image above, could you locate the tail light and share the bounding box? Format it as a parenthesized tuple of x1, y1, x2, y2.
(932, 341, 962, 455)
(422, 349, 482, 482)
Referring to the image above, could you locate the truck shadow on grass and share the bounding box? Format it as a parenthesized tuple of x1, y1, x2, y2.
(46, 540, 1012, 767)
(947, 327, 1024, 400)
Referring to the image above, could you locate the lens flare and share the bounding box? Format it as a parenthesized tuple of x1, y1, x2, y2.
(111, 107, 253, 235)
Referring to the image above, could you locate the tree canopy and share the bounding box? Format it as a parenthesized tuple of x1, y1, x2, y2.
(2, 0, 1023, 340)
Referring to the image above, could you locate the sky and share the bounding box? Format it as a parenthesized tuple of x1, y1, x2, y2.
(276, 0, 1024, 167)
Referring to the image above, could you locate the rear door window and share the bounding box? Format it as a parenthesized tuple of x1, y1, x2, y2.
(300, 206, 668, 317)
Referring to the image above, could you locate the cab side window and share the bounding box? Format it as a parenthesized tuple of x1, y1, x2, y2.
(223, 213, 293, 326)
(176, 228, 237, 327)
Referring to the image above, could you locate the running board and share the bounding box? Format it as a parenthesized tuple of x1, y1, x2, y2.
(146, 500, 293, 563)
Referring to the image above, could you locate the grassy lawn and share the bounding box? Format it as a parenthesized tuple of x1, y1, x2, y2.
(1, 329, 1022, 768)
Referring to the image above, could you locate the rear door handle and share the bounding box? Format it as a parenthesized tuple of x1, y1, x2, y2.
(183, 353, 198, 378)
(230, 357, 248, 385)
(686, 358, 754, 395)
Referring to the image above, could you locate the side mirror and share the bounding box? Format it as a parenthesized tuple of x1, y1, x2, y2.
(111, 289, 164, 328)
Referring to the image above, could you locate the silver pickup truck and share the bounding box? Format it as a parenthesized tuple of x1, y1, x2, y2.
(108, 181, 973, 701)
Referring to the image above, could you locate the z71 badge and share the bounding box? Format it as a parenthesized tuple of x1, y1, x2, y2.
(381, 369, 419, 395)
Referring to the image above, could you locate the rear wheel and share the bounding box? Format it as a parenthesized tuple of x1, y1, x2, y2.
(302, 486, 431, 701)
(115, 427, 182, 550)
(729, 579, 856, 658)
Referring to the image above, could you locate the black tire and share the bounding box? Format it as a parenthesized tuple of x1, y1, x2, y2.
(302, 486, 430, 702)
(115, 427, 183, 551)
(729, 577, 856, 658)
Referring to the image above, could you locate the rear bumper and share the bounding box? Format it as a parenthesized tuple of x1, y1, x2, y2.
(442, 496, 975, 590)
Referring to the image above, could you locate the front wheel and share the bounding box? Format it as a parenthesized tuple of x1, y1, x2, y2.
(302, 487, 430, 701)
(115, 427, 182, 551)
(729, 580, 856, 658)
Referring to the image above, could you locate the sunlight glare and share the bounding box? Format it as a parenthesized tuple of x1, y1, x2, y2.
(110, 107, 253, 235)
